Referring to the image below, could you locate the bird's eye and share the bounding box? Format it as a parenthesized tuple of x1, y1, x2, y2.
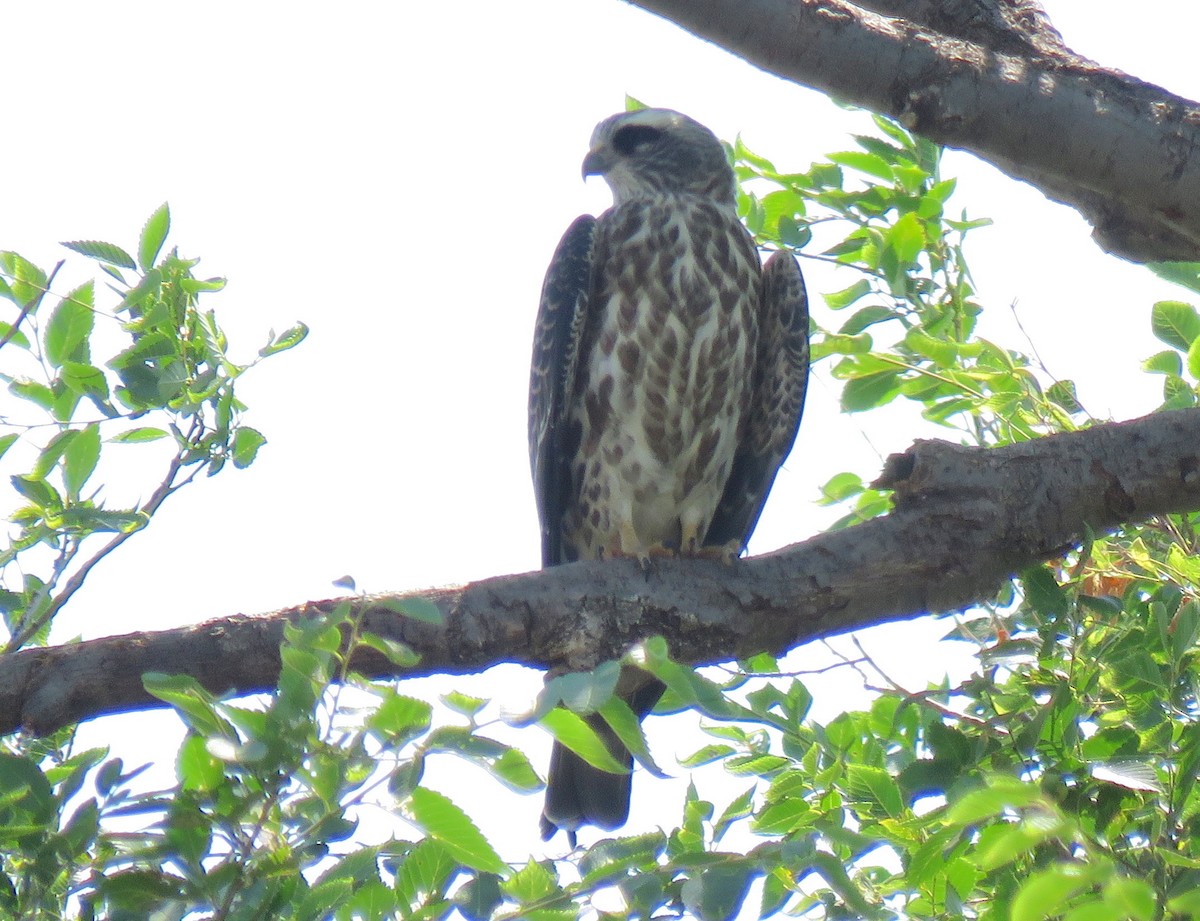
(613, 124, 662, 155)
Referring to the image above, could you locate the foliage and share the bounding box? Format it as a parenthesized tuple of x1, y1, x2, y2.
(4, 119, 1200, 921)
(0, 205, 307, 654)
(0, 206, 306, 916)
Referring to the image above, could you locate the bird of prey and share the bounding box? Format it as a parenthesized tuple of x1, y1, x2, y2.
(528, 108, 809, 842)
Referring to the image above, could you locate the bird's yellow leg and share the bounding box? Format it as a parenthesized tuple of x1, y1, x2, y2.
(679, 517, 708, 556)
(605, 519, 674, 569)
(692, 539, 743, 565)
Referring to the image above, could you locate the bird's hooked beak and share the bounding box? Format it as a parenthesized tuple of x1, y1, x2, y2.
(581, 145, 614, 180)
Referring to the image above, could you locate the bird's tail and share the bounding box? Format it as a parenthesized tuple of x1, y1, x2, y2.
(540, 674, 665, 844)
(540, 720, 631, 845)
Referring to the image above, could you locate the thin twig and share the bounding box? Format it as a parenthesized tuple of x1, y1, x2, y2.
(0, 261, 64, 353)
(6, 451, 196, 652)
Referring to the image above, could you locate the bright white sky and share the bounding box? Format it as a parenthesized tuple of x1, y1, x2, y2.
(3, 0, 1199, 880)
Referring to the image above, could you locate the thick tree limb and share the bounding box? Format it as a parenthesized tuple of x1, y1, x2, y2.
(623, 0, 1200, 262)
(4, 409, 1199, 738)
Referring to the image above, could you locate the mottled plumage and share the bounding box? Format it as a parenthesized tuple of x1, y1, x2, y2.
(528, 109, 809, 842)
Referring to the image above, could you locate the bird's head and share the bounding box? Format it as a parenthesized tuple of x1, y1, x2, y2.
(582, 108, 735, 206)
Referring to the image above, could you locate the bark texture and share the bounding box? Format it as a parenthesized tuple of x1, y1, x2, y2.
(623, 0, 1200, 262)
(5, 408, 1198, 737)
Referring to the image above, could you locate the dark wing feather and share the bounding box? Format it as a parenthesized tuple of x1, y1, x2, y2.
(706, 250, 809, 552)
(528, 215, 596, 567)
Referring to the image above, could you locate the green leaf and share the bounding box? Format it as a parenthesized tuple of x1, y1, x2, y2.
(904, 328, 959, 366)
(0, 320, 31, 349)
(1047, 379, 1083, 413)
(33, 430, 75, 479)
(355, 631, 420, 668)
(1151, 300, 1200, 351)
(818, 474, 865, 513)
(10, 378, 55, 410)
(231, 426, 266, 468)
(454, 873, 503, 921)
(259, 322, 309, 357)
(1142, 350, 1182, 375)
(823, 279, 872, 310)
(538, 708, 625, 774)
(812, 332, 872, 360)
(405, 788, 507, 875)
(1188, 334, 1200, 380)
(176, 733, 224, 792)
(180, 276, 226, 295)
(839, 304, 896, 335)
(138, 203, 171, 272)
(61, 508, 146, 533)
(142, 673, 233, 739)
(0, 252, 48, 307)
(679, 743, 736, 768)
(382, 595, 444, 625)
(1089, 759, 1163, 793)
(828, 150, 895, 181)
(778, 215, 811, 248)
(1148, 260, 1200, 295)
(1022, 565, 1069, 617)
(1101, 877, 1156, 921)
(61, 361, 109, 400)
(840, 369, 902, 412)
(63, 424, 101, 496)
(441, 691, 487, 718)
(395, 838, 458, 908)
(753, 797, 812, 835)
(540, 661, 620, 716)
(44, 281, 95, 367)
(367, 692, 432, 744)
(0, 753, 57, 842)
(117, 267, 162, 313)
(599, 695, 664, 776)
(61, 240, 137, 270)
(945, 777, 1043, 826)
(681, 863, 757, 921)
(1012, 865, 1092, 921)
(884, 211, 925, 265)
(11, 473, 61, 510)
(110, 427, 169, 444)
(502, 858, 557, 904)
(488, 748, 542, 792)
(297, 880, 354, 921)
(713, 786, 756, 842)
(388, 756, 425, 799)
(845, 763, 904, 817)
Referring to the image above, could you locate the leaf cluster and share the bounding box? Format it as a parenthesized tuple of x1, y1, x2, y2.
(0, 205, 306, 652)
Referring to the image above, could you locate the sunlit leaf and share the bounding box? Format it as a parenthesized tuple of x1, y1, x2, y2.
(109, 427, 169, 444)
(1089, 759, 1163, 793)
(1151, 300, 1200, 351)
(138, 203, 171, 272)
(61, 239, 137, 269)
(405, 788, 507, 875)
(681, 862, 757, 921)
(62, 424, 101, 496)
(380, 595, 444, 625)
(824, 278, 872, 310)
(537, 708, 625, 774)
(44, 281, 94, 367)
(260, 322, 309, 357)
(828, 150, 895, 181)
(231, 426, 266, 468)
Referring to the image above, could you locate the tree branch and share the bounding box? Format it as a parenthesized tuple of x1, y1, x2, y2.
(4, 408, 1198, 737)
(622, 0, 1200, 262)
